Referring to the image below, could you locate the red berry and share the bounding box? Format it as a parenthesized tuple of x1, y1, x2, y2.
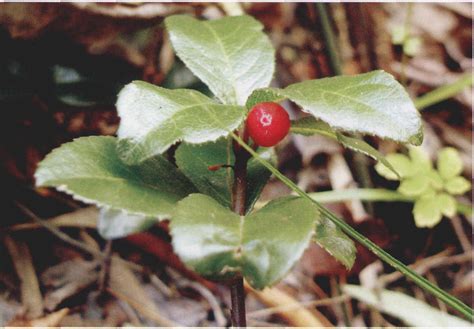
(246, 102, 290, 147)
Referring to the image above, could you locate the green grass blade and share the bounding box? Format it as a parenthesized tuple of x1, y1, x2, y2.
(230, 132, 474, 320)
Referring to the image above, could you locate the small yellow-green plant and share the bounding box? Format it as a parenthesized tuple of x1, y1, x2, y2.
(376, 147, 471, 227)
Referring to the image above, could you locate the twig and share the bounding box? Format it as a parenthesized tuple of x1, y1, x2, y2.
(450, 216, 471, 253)
(247, 294, 349, 319)
(98, 240, 113, 292)
(14, 202, 143, 273)
(229, 128, 250, 327)
(183, 280, 227, 327)
(400, 2, 414, 87)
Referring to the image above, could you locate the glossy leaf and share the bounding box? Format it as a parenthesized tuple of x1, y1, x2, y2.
(171, 194, 317, 289)
(98, 208, 156, 240)
(116, 81, 246, 164)
(35, 136, 196, 218)
(165, 15, 275, 105)
(314, 215, 356, 269)
(343, 285, 471, 327)
(437, 147, 463, 180)
(175, 139, 275, 210)
(291, 117, 398, 177)
(249, 71, 423, 145)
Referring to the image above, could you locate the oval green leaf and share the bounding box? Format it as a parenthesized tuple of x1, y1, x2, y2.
(249, 70, 423, 145)
(35, 136, 196, 218)
(171, 194, 317, 289)
(165, 15, 275, 105)
(116, 81, 246, 164)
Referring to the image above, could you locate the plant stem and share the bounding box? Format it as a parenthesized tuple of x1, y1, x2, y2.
(229, 130, 250, 327)
(399, 3, 414, 87)
(307, 188, 472, 217)
(230, 132, 474, 321)
(316, 2, 342, 75)
(415, 73, 473, 111)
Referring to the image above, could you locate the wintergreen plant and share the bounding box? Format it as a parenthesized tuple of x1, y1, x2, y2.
(375, 146, 471, 227)
(34, 14, 472, 324)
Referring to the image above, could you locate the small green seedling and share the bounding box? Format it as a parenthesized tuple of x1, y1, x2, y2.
(392, 25, 422, 57)
(34, 14, 434, 325)
(375, 146, 471, 227)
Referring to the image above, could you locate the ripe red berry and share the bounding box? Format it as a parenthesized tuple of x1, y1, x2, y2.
(246, 102, 290, 147)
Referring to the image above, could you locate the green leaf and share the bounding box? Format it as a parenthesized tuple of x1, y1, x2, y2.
(171, 194, 317, 289)
(251, 71, 423, 145)
(444, 176, 471, 195)
(98, 208, 156, 240)
(291, 117, 399, 177)
(437, 193, 456, 218)
(375, 154, 413, 180)
(314, 215, 356, 269)
(426, 169, 444, 190)
(35, 136, 196, 218)
(408, 146, 432, 171)
(413, 194, 443, 228)
(116, 81, 246, 164)
(175, 139, 275, 211)
(165, 15, 275, 105)
(398, 175, 431, 197)
(336, 134, 399, 178)
(437, 147, 463, 180)
(175, 139, 233, 208)
(343, 285, 472, 327)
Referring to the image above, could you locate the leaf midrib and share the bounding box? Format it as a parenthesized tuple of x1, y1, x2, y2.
(203, 21, 238, 104)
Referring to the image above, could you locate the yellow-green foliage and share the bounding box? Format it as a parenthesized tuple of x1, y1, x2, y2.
(376, 147, 470, 228)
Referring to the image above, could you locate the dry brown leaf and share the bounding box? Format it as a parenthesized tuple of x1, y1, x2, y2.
(3, 235, 43, 319)
(7, 308, 69, 327)
(245, 282, 333, 327)
(108, 257, 178, 327)
(41, 259, 99, 311)
(11, 207, 98, 231)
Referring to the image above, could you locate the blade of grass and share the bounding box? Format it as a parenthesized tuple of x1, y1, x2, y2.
(415, 73, 473, 111)
(230, 132, 474, 321)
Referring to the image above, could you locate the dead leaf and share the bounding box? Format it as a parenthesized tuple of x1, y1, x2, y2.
(41, 259, 99, 311)
(3, 235, 43, 319)
(108, 257, 178, 327)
